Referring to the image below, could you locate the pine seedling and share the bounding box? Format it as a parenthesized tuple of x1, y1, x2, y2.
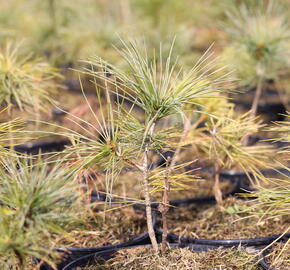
(0, 107, 31, 166)
(240, 113, 290, 261)
(63, 38, 231, 252)
(246, 114, 290, 220)
(0, 156, 85, 269)
(246, 175, 290, 220)
(0, 212, 53, 270)
(189, 109, 275, 203)
(240, 115, 290, 213)
(0, 42, 60, 114)
(0, 114, 27, 162)
(222, 1, 290, 118)
(31, 0, 125, 66)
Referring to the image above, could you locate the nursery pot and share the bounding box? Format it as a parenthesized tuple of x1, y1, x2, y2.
(38, 234, 273, 270)
(13, 139, 71, 155)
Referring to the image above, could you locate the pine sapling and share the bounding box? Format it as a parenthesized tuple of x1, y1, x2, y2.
(63, 39, 231, 252)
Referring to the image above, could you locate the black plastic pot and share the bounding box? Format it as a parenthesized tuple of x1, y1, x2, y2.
(13, 139, 71, 155)
(219, 166, 290, 183)
(230, 86, 287, 122)
(234, 101, 286, 121)
(63, 79, 82, 93)
(259, 259, 275, 270)
(165, 230, 290, 247)
(59, 243, 224, 270)
(38, 232, 154, 270)
(37, 225, 290, 270)
(33, 158, 287, 269)
(51, 108, 67, 117)
(37, 211, 158, 270)
(90, 178, 252, 211)
(37, 186, 290, 270)
(42, 237, 274, 270)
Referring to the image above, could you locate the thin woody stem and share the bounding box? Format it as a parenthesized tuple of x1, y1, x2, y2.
(243, 75, 263, 146)
(251, 75, 264, 118)
(158, 117, 191, 251)
(143, 142, 159, 253)
(213, 163, 223, 204)
(117, 121, 159, 252)
(160, 157, 171, 251)
(142, 122, 159, 253)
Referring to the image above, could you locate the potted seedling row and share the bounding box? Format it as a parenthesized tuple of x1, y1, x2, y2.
(33, 39, 288, 269)
(0, 1, 289, 269)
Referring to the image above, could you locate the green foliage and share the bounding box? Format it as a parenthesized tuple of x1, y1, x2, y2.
(248, 177, 290, 219)
(60, 39, 233, 251)
(0, 114, 21, 135)
(0, 43, 60, 113)
(149, 162, 199, 193)
(84, 40, 228, 122)
(246, 115, 290, 220)
(0, 0, 126, 65)
(222, 1, 290, 87)
(0, 157, 84, 267)
(65, 39, 231, 188)
(0, 111, 28, 163)
(189, 110, 274, 176)
(0, 212, 52, 269)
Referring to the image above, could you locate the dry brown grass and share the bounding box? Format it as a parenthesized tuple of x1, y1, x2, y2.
(81, 246, 262, 270)
(166, 197, 290, 239)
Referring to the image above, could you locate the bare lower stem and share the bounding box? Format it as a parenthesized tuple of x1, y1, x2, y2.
(143, 144, 159, 253)
(119, 152, 158, 252)
(160, 157, 171, 251)
(243, 76, 264, 146)
(251, 75, 264, 118)
(8, 109, 14, 147)
(158, 117, 191, 251)
(213, 163, 223, 204)
(117, 152, 158, 251)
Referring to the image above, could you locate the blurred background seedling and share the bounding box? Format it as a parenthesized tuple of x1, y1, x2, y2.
(188, 109, 275, 203)
(0, 42, 60, 116)
(222, 0, 290, 119)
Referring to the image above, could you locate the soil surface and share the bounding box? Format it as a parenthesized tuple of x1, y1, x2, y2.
(165, 197, 290, 239)
(81, 246, 263, 270)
